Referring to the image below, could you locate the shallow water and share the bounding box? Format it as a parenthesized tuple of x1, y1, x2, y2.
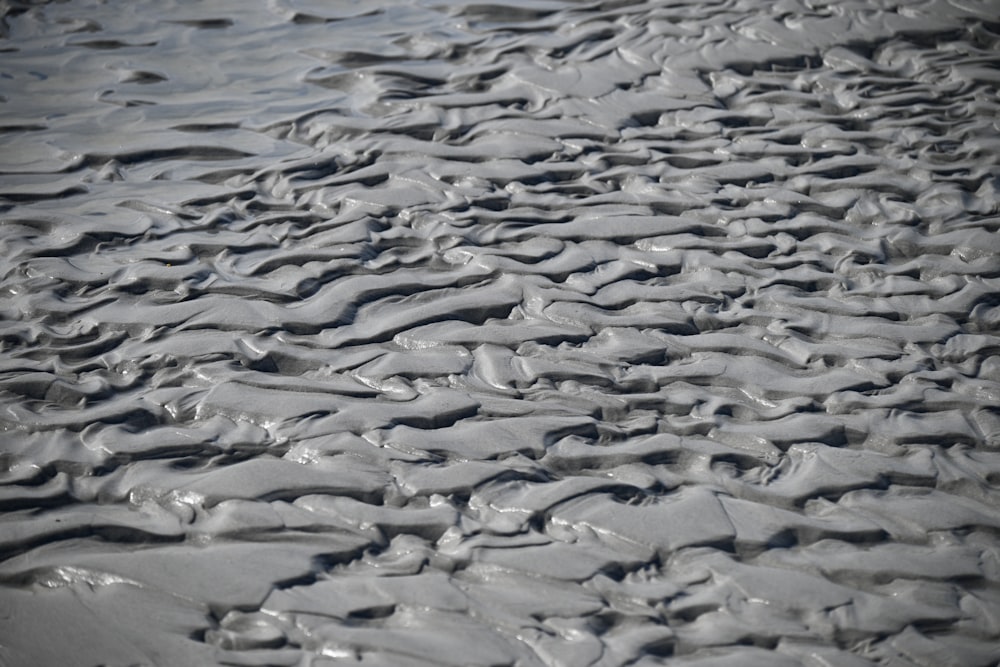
(1, 0, 1000, 664)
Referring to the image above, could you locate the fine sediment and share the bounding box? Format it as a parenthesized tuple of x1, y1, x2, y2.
(1, 0, 999, 665)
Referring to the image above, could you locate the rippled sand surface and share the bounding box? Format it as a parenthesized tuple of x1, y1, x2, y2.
(2, 0, 1000, 664)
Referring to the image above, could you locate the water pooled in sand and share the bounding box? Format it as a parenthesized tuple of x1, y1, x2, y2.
(1, 0, 999, 664)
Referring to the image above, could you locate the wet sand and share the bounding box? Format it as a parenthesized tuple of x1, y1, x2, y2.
(1, 0, 999, 665)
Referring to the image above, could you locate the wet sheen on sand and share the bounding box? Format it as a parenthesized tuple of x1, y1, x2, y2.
(1, 0, 1000, 665)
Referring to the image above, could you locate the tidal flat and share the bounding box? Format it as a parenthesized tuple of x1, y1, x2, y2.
(1, 0, 999, 665)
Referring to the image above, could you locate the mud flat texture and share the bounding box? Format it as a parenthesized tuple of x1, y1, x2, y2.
(1, 0, 1000, 665)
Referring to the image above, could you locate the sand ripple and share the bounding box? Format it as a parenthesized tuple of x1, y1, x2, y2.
(1, 0, 999, 664)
